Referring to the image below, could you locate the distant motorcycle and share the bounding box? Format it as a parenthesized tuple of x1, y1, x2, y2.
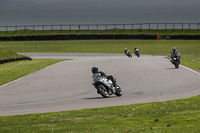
(92, 73, 122, 98)
(126, 50, 132, 58)
(134, 48, 140, 57)
(172, 54, 180, 68)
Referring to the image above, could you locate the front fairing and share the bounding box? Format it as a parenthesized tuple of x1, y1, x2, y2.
(92, 74, 113, 87)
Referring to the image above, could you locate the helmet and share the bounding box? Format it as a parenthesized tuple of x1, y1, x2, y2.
(172, 47, 176, 52)
(91, 66, 98, 74)
(125, 48, 127, 50)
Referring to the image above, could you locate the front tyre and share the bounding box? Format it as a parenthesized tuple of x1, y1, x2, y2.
(175, 63, 179, 68)
(174, 60, 179, 69)
(98, 85, 109, 98)
(115, 84, 123, 96)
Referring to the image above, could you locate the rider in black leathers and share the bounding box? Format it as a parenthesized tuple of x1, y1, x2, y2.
(91, 66, 116, 87)
(124, 48, 128, 55)
(170, 47, 181, 64)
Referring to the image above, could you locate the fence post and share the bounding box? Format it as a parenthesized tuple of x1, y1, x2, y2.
(157, 23, 158, 30)
(15, 26, 17, 32)
(140, 23, 142, 31)
(182, 23, 183, 31)
(149, 23, 151, 30)
(189, 23, 190, 30)
(61, 25, 62, 31)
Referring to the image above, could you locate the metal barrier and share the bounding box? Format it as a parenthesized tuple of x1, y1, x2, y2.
(0, 23, 200, 32)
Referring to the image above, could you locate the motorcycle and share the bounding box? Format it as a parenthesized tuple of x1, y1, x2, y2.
(134, 48, 140, 57)
(126, 50, 132, 58)
(92, 73, 122, 98)
(172, 54, 180, 68)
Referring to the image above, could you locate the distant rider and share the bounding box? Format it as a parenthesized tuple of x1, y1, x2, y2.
(91, 66, 116, 87)
(170, 47, 181, 63)
(134, 46, 138, 52)
(124, 48, 132, 58)
(124, 48, 128, 55)
(134, 46, 138, 54)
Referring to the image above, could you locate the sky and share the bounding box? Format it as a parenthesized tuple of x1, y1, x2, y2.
(1, 0, 200, 9)
(0, 0, 200, 26)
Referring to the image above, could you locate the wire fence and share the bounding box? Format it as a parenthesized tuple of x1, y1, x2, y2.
(0, 23, 200, 32)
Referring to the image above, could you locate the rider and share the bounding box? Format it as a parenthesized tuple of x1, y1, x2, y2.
(91, 66, 116, 87)
(134, 46, 138, 54)
(170, 47, 181, 63)
(124, 48, 128, 55)
(134, 46, 137, 52)
(124, 48, 132, 58)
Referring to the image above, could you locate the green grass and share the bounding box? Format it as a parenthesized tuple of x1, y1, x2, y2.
(0, 40, 200, 70)
(0, 48, 27, 60)
(1, 96, 200, 132)
(1, 29, 200, 37)
(0, 59, 68, 86)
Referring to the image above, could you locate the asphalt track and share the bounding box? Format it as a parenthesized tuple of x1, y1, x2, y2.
(0, 53, 200, 116)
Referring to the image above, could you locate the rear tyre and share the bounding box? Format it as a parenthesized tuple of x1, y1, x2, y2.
(98, 85, 109, 98)
(115, 84, 123, 96)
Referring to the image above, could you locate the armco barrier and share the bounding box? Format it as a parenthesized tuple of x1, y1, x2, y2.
(163, 35, 200, 40)
(1, 34, 200, 41)
(0, 57, 32, 64)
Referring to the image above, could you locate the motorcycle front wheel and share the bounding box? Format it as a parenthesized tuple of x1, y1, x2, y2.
(174, 60, 179, 69)
(97, 85, 109, 98)
(115, 84, 123, 96)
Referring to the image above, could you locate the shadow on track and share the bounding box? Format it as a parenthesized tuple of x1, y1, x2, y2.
(83, 96, 116, 100)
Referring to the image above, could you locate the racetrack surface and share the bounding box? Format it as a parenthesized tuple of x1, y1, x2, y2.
(0, 53, 200, 116)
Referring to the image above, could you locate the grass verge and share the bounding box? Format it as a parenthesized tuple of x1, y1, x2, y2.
(1, 29, 200, 37)
(0, 59, 68, 86)
(0, 96, 200, 132)
(0, 48, 27, 60)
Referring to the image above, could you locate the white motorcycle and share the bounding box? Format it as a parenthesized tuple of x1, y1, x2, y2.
(92, 73, 122, 98)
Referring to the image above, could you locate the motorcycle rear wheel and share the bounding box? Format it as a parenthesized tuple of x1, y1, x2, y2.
(115, 84, 123, 96)
(98, 85, 109, 98)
